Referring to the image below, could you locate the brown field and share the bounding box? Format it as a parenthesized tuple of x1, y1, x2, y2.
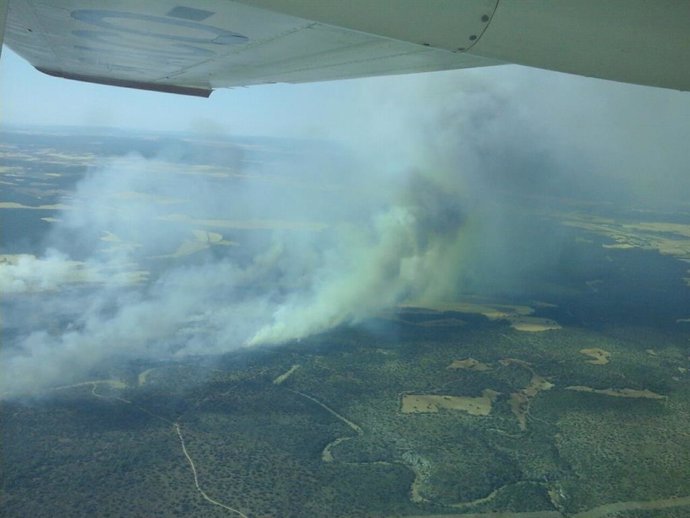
(579, 348, 611, 365)
(447, 358, 491, 371)
(401, 390, 500, 416)
(565, 386, 666, 399)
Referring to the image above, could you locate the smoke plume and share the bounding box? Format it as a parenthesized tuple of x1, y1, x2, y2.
(2, 66, 690, 395)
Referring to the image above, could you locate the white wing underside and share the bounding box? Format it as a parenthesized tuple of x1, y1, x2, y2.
(3, 0, 500, 96)
(3, 0, 690, 95)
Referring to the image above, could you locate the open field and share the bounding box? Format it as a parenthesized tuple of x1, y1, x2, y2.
(401, 390, 499, 415)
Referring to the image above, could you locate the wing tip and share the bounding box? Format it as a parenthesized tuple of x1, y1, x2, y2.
(36, 68, 213, 98)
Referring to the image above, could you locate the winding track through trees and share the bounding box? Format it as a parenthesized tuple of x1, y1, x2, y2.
(286, 388, 366, 465)
(88, 380, 248, 516)
(287, 388, 363, 434)
(285, 387, 690, 517)
(175, 423, 248, 518)
(79, 378, 690, 518)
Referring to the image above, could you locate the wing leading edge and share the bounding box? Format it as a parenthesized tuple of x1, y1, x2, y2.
(2, 0, 500, 96)
(3, 0, 690, 95)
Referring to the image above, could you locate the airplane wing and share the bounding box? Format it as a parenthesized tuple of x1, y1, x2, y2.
(2, 0, 689, 96)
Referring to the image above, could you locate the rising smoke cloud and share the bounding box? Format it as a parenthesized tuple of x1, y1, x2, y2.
(2, 66, 690, 395)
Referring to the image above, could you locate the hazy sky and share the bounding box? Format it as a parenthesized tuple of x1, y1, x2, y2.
(0, 46, 362, 136)
(3, 43, 690, 143)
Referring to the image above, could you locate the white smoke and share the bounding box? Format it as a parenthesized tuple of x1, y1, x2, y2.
(3, 66, 690, 395)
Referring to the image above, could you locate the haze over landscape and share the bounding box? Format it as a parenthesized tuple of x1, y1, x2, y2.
(2, 46, 690, 517)
(3, 48, 690, 393)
